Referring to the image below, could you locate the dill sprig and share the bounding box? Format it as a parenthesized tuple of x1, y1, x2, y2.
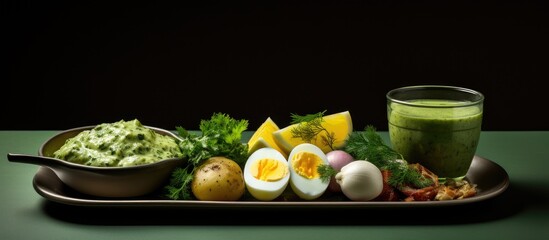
(317, 164, 337, 183)
(344, 125, 433, 188)
(165, 166, 194, 200)
(290, 110, 337, 151)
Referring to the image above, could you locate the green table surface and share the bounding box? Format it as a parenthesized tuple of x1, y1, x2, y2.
(1, 131, 548, 240)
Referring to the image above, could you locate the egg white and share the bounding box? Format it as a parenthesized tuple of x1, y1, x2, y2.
(244, 147, 290, 201)
(287, 143, 330, 200)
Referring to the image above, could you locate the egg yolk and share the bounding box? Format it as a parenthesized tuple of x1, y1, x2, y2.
(291, 151, 322, 179)
(251, 158, 288, 181)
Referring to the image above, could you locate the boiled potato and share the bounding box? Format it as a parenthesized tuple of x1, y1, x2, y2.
(191, 156, 245, 201)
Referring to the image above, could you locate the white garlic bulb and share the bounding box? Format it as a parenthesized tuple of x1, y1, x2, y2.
(335, 160, 383, 201)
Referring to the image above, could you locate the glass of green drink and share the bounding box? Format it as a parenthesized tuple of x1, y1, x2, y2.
(386, 85, 484, 180)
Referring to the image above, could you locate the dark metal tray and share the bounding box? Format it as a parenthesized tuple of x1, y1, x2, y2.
(32, 155, 509, 208)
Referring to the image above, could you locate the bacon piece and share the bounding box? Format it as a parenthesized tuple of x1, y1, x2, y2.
(371, 163, 478, 202)
(398, 163, 440, 201)
(401, 185, 439, 201)
(373, 170, 400, 201)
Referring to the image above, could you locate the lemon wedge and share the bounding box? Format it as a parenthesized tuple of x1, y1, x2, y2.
(272, 111, 353, 154)
(247, 117, 288, 158)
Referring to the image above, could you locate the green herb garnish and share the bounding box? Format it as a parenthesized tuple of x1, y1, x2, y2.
(317, 164, 337, 183)
(290, 110, 336, 151)
(344, 125, 433, 188)
(164, 113, 249, 200)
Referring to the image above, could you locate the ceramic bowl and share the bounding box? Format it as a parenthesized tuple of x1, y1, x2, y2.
(8, 125, 186, 198)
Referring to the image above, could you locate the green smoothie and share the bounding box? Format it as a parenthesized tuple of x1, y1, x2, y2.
(388, 99, 483, 178)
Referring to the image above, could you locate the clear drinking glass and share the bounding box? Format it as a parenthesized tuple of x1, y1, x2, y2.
(386, 85, 484, 180)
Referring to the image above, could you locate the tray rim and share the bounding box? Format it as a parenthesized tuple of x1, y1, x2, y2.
(32, 155, 509, 208)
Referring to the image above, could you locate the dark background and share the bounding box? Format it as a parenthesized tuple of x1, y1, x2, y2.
(2, 1, 548, 131)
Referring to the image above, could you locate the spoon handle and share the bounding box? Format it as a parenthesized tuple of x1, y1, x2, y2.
(7, 153, 63, 168)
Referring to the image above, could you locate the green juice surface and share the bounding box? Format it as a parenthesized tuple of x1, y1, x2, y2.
(388, 99, 483, 178)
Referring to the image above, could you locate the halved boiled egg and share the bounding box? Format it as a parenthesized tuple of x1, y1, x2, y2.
(288, 143, 330, 200)
(244, 147, 290, 201)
